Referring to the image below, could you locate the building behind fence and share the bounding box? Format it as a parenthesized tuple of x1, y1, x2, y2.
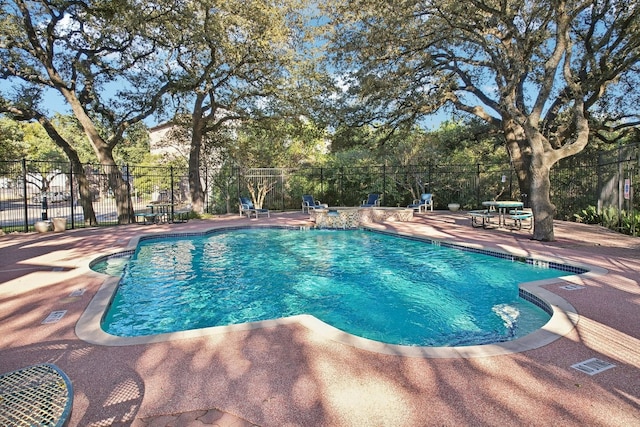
(0, 143, 637, 234)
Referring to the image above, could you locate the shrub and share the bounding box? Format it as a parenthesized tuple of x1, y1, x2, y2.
(574, 205, 640, 236)
(573, 206, 601, 224)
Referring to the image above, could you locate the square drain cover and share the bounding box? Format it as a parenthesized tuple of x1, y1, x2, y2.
(560, 284, 585, 291)
(42, 310, 67, 324)
(69, 288, 86, 297)
(571, 358, 616, 375)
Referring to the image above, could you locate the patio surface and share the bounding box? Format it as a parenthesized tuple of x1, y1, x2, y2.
(0, 211, 638, 426)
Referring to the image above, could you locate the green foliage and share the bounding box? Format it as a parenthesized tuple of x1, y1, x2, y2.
(431, 120, 507, 165)
(330, 125, 378, 153)
(130, 153, 182, 197)
(50, 114, 96, 163)
(619, 211, 640, 236)
(114, 122, 151, 165)
(574, 205, 640, 236)
(22, 122, 66, 162)
(230, 118, 327, 169)
(573, 206, 601, 224)
(0, 116, 26, 161)
(207, 164, 237, 214)
(1, 114, 97, 163)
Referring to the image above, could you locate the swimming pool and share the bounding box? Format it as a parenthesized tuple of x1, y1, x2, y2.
(99, 228, 577, 346)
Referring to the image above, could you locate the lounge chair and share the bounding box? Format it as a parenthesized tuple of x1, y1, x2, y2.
(408, 193, 433, 213)
(361, 193, 381, 207)
(301, 194, 328, 213)
(239, 196, 270, 218)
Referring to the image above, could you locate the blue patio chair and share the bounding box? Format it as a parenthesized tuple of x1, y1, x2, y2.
(408, 193, 434, 213)
(301, 194, 328, 213)
(361, 193, 381, 207)
(239, 196, 270, 218)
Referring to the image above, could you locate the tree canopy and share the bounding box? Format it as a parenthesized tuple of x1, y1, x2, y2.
(153, 0, 327, 212)
(2, 0, 639, 235)
(323, 0, 640, 240)
(1, 0, 174, 222)
(0, 116, 26, 161)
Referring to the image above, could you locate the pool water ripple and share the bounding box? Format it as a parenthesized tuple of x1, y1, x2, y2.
(101, 228, 568, 346)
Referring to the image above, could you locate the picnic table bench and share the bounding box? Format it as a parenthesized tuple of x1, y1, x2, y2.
(135, 211, 158, 225)
(505, 210, 533, 230)
(171, 209, 190, 223)
(135, 206, 191, 224)
(469, 210, 496, 228)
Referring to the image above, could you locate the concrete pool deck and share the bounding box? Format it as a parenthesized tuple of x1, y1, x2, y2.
(0, 211, 638, 426)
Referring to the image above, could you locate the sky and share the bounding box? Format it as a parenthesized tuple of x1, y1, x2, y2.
(0, 78, 168, 128)
(1, 76, 453, 132)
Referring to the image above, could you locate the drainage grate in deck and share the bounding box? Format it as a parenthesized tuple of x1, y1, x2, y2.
(42, 310, 67, 324)
(0, 363, 73, 427)
(69, 288, 86, 297)
(560, 284, 585, 291)
(571, 358, 616, 375)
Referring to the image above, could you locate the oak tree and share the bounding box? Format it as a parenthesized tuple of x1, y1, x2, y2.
(325, 0, 640, 240)
(1, 0, 171, 223)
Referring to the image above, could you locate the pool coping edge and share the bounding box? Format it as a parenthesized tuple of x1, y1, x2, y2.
(75, 225, 605, 358)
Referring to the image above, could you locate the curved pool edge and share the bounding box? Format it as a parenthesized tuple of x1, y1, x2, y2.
(75, 278, 578, 358)
(76, 225, 607, 358)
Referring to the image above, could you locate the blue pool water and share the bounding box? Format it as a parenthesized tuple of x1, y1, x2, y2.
(101, 228, 570, 346)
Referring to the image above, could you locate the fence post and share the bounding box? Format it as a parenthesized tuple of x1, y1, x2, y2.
(203, 163, 208, 213)
(476, 163, 481, 206)
(69, 162, 75, 230)
(170, 166, 175, 219)
(170, 166, 174, 203)
(281, 169, 285, 211)
(22, 158, 28, 232)
(124, 164, 132, 224)
(340, 167, 344, 204)
(618, 146, 624, 230)
(382, 164, 386, 204)
(237, 166, 241, 207)
(597, 152, 603, 214)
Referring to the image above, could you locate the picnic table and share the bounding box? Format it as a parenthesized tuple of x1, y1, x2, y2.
(481, 201, 524, 226)
(469, 201, 532, 229)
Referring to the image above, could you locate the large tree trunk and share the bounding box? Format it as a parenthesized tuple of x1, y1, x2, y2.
(188, 145, 205, 214)
(107, 162, 133, 224)
(503, 118, 558, 241)
(75, 166, 98, 226)
(37, 116, 98, 225)
(503, 119, 532, 205)
(62, 90, 134, 224)
(529, 160, 556, 241)
(189, 96, 206, 214)
(88, 139, 132, 224)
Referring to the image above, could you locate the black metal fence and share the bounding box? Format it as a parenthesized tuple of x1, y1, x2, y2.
(1, 142, 638, 234)
(0, 160, 190, 232)
(223, 163, 517, 213)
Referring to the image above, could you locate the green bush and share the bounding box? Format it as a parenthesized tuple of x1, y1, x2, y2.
(617, 210, 640, 236)
(573, 206, 601, 224)
(574, 205, 640, 236)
